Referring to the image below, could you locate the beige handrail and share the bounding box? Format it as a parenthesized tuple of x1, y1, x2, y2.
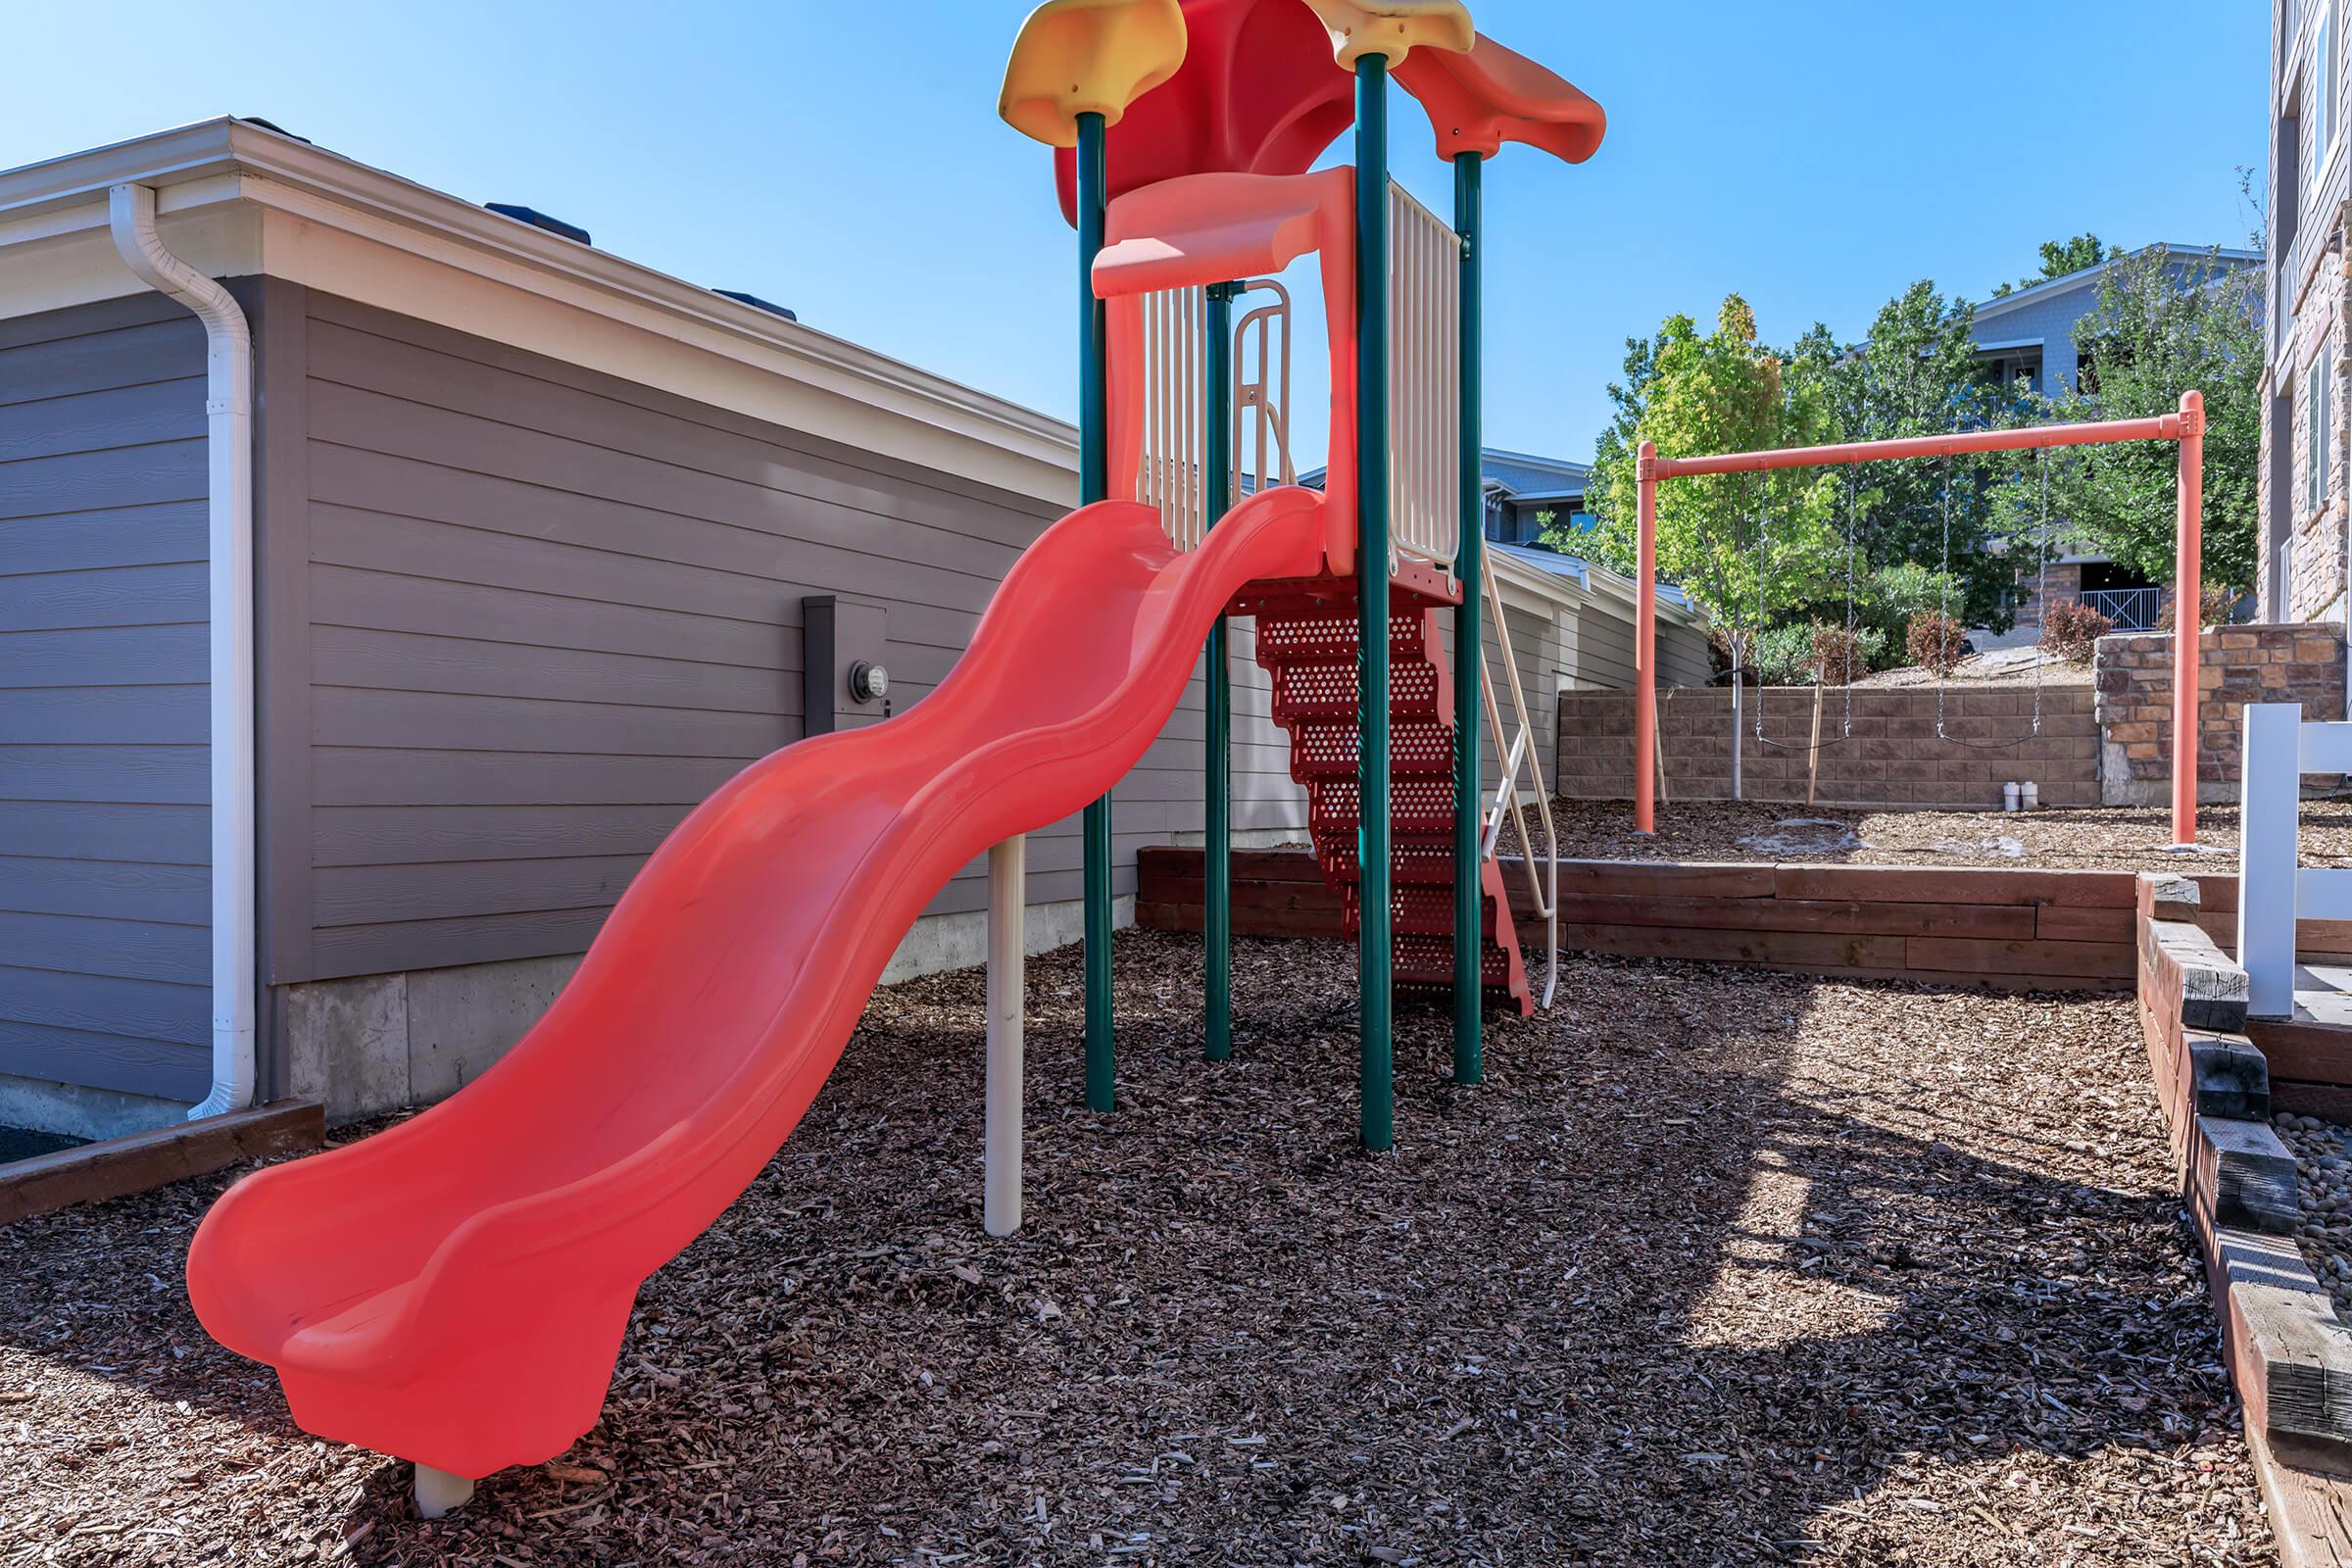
(1233, 279, 1295, 494)
(1473, 548, 1559, 1007)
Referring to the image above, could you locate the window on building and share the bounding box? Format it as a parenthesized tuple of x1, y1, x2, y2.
(2310, 357, 2331, 517)
(2319, 7, 2337, 180)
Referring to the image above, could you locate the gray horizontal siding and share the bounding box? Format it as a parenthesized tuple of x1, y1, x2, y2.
(0, 293, 211, 1100)
(271, 284, 1298, 983)
(1577, 596, 1711, 690)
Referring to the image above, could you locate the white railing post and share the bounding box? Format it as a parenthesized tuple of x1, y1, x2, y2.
(984, 836, 1026, 1236)
(2239, 703, 2303, 1018)
(1385, 180, 1461, 585)
(1472, 550, 1560, 1006)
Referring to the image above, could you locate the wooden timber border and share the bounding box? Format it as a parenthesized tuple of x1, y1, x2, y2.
(0, 1100, 322, 1226)
(2135, 874, 2352, 1561)
(1139, 848, 2142, 991)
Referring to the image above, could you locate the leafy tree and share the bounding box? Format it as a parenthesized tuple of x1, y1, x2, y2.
(1572, 296, 1841, 796)
(2043, 246, 2262, 590)
(1990, 234, 2116, 297)
(1804, 281, 2028, 630)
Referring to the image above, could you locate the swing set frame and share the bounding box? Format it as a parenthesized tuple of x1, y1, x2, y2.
(1633, 390, 2207, 846)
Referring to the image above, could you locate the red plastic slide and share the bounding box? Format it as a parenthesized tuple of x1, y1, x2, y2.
(187, 487, 1330, 1479)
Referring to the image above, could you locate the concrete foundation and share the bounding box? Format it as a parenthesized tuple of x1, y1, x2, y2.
(279, 895, 1131, 1125)
(0, 1071, 188, 1142)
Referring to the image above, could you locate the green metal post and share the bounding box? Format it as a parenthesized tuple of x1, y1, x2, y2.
(1353, 58, 1394, 1152)
(1450, 152, 1484, 1085)
(1203, 282, 1237, 1060)
(1077, 111, 1115, 1113)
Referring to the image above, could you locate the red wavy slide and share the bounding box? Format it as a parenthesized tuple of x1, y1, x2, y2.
(187, 486, 1330, 1481)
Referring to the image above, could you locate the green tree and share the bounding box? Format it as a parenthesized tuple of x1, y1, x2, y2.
(2044, 245, 2262, 590)
(1792, 282, 2027, 632)
(1570, 296, 1841, 796)
(1991, 233, 2115, 297)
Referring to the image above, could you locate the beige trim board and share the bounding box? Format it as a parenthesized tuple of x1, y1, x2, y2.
(0, 119, 1078, 503)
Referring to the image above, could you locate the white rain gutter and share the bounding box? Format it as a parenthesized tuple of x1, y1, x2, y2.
(107, 183, 256, 1120)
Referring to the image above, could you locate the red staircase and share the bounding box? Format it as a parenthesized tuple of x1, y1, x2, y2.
(1242, 581, 1533, 1016)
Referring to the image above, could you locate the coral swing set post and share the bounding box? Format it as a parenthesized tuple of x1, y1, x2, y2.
(1632, 392, 2208, 847)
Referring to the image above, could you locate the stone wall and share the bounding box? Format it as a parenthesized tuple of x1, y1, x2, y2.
(2264, 247, 2346, 623)
(1556, 685, 2100, 809)
(2092, 622, 2347, 805)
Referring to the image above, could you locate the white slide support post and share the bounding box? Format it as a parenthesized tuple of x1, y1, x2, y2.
(985, 836, 1025, 1238)
(2239, 703, 2302, 1018)
(414, 1464, 474, 1518)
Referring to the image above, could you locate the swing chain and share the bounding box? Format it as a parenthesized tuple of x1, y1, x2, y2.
(1843, 467, 1857, 740)
(2030, 449, 2047, 739)
(1936, 452, 1951, 744)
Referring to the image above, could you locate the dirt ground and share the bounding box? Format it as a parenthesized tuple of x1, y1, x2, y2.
(1851, 647, 2093, 690)
(1535, 796, 2352, 875)
(0, 933, 2265, 1567)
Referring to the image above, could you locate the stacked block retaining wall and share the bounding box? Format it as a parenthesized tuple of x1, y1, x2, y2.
(1553, 685, 2099, 809)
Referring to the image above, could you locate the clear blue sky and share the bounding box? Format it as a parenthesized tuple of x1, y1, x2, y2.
(6, 1, 2265, 472)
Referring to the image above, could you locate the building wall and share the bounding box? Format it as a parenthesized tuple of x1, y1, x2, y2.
(1971, 286, 2086, 396)
(2265, 0, 2350, 624)
(2091, 622, 2347, 804)
(2278, 256, 2345, 624)
(0, 293, 217, 1108)
(257, 281, 1305, 997)
(1573, 594, 1713, 690)
(1556, 685, 2099, 809)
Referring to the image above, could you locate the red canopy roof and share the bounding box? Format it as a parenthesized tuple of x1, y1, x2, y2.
(1052, 0, 1354, 226)
(1394, 32, 1606, 165)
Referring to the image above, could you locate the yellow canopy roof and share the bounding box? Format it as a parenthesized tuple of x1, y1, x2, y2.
(998, 0, 1189, 149)
(1296, 0, 1474, 70)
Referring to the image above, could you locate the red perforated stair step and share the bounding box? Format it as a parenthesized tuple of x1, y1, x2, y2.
(1269, 660, 1443, 721)
(1286, 717, 1454, 780)
(1249, 578, 1532, 1017)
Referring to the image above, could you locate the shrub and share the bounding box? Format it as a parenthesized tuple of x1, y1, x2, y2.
(1905, 612, 1970, 675)
(1856, 563, 1966, 650)
(2038, 598, 2113, 665)
(1747, 623, 1818, 686)
(1809, 623, 1883, 685)
(2153, 583, 2238, 633)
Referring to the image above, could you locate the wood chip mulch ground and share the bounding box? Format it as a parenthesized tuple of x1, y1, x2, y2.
(0, 933, 2267, 1566)
(1531, 797, 2352, 876)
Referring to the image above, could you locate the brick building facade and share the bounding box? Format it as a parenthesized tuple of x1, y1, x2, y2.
(2264, 0, 2351, 628)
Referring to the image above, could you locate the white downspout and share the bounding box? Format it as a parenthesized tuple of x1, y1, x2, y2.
(107, 184, 256, 1121)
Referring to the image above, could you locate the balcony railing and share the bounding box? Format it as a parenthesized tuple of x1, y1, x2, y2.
(2081, 586, 2162, 633)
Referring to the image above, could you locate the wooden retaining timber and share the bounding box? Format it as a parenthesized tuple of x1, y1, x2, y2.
(0, 1100, 323, 1226)
(2133, 874, 2352, 1557)
(1138, 848, 2140, 990)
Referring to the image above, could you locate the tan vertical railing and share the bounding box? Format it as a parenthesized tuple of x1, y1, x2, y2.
(1138, 283, 1207, 549)
(1475, 549, 1559, 1006)
(1387, 179, 1460, 585)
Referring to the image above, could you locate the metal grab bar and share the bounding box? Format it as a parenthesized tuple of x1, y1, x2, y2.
(1472, 547, 1559, 1007)
(1233, 278, 1295, 495)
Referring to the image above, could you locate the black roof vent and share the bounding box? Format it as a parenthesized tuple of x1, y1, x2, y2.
(485, 203, 591, 246)
(237, 117, 312, 144)
(714, 289, 798, 322)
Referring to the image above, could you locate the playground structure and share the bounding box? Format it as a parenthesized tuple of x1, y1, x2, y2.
(179, 0, 1606, 1517)
(1631, 402, 2209, 845)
